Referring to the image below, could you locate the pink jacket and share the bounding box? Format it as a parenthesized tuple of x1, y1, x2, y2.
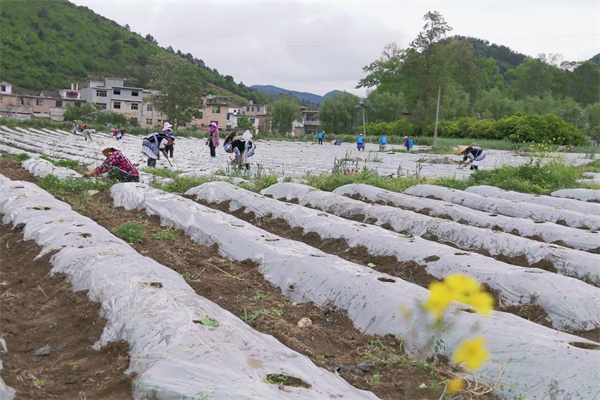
(207, 128, 220, 147)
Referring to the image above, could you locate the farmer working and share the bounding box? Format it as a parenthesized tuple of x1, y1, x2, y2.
(141, 122, 174, 167)
(83, 141, 139, 182)
(457, 143, 487, 171)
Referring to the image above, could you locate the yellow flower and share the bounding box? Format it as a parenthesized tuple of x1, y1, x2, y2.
(469, 291, 494, 315)
(452, 337, 489, 371)
(446, 378, 464, 394)
(424, 281, 453, 319)
(444, 273, 480, 303)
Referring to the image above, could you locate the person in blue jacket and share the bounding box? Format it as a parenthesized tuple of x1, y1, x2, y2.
(317, 130, 325, 145)
(357, 133, 365, 151)
(379, 135, 388, 151)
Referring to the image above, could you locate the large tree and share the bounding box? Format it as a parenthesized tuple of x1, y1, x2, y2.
(405, 11, 453, 134)
(356, 43, 405, 95)
(318, 92, 361, 135)
(148, 53, 206, 126)
(270, 96, 302, 134)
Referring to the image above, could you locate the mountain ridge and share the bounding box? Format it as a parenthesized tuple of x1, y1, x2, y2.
(250, 85, 344, 105)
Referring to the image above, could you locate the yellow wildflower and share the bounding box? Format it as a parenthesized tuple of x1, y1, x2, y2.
(444, 273, 480, 303)
(469, 291, 494, 315)
(446, 378, 464, 394)
(452, 336, 489, 371)
(424, 281, 453, 319)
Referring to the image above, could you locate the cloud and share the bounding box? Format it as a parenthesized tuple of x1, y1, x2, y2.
(71, 0, 600, 97)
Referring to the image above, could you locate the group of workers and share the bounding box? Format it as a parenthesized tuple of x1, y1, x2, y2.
(81, 120, 258, 182)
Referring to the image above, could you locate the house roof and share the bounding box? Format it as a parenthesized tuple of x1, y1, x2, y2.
(39, 90, 61, 98)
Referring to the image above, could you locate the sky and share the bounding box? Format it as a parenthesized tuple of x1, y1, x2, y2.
(70, 0, 600, 97)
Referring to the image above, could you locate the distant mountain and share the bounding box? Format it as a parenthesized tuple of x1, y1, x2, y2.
(250, 85, 343, 106)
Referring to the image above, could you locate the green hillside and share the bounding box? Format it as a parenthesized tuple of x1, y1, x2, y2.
(0, 0, 267, 103)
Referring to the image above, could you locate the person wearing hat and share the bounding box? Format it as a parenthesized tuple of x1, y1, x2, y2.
(223, 130, 255, 170)
(404, 136, 413, 151)
(83, 142, 139, 182)
(206, 122, 220, 157)
(161, 122, 175, 160)
(457, 143, 487, 170)
(141, 123, 174, 167)
(356, 133, 365, 151)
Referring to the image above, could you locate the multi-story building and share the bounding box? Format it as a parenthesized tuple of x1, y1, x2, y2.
(0, 82, 84, 120)
(80, 77, 167, 128)
(301, 109, 320, 135)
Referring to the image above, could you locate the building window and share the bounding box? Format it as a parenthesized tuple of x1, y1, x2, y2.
(97, 103, 107, 110)
(97, 90, 107, 97)
(131, 103, 139, 110)
(66, 92, 78, 99)
(75, 102, 81, 107)
(56, 100, 62, 107)
(0, 85, 6, 92)
(113, 89, 121, 95)
(212, 106, 221, 114)
(246, 106, 250, 112)
(146, 104, 153, 112)
(132, 91, 139, 97)
(17, 97, 23, 105)
(36, 99, 44, 106)
(146, 118, 153, 125)
(113, 101, 121, 109)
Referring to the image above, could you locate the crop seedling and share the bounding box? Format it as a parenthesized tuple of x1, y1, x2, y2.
(113, 222, 146, 244)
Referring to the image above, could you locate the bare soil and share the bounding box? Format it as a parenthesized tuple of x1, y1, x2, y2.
(1, 156, 596, 400)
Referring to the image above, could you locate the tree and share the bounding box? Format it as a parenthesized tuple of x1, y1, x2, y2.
(318, 92, 361, 134)
(365, 92, 405, 123)
(406, 11, 452, 134)
(270, 96, 302, 134)
(236, 113, 255, 132)
(148, 53, 206, 126)
(356, 43, 405, 95)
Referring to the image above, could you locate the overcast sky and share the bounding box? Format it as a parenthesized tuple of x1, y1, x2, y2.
(70, 0, 599, 97)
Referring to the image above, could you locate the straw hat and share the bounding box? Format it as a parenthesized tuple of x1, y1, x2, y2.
(455, 145, 468, 154)
(97, 140, 119, 153)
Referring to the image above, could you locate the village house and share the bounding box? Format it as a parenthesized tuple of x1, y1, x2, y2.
(0, 82, 84, 121)
(1, 78, 320, 134)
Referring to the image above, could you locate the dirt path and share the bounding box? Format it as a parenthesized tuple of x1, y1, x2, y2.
(0, 158, 494, 399)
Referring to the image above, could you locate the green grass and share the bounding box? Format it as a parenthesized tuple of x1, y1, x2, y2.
(1, 153, 30, 162)
(113, 222, 146, 244)
(37, 175, 113, 195)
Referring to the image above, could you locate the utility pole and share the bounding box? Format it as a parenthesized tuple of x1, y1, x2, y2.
(433, 86, 441, 147)
(356, 99, 367, 139)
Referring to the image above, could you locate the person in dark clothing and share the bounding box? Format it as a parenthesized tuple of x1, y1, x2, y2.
(141, 123, 173, 167)
(83, 141, 139, 182)
(223, 131, 255, 170)
(457, 143, 487, 170)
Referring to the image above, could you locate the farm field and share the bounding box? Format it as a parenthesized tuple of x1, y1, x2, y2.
(1, 126, 599, 400)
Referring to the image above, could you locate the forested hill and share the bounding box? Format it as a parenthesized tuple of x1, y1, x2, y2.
(250, 85, 344, 106)
(0, 0, 267, 103)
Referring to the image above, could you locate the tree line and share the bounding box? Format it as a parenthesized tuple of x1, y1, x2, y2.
(292, 11, 599, 145)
